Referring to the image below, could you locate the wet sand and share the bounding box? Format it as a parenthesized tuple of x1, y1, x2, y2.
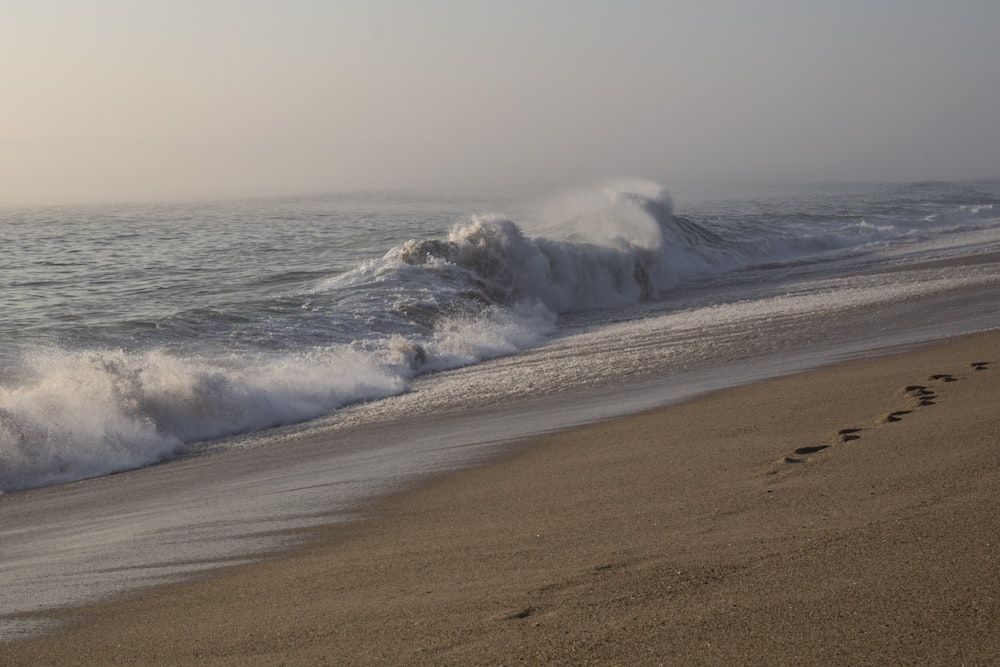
(4, 329, 999, 665)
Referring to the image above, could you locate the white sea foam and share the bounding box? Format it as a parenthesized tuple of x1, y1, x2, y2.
(0, 346, 406, 491)
(0, 303, 559, 491)
(2, 181, 999, 492)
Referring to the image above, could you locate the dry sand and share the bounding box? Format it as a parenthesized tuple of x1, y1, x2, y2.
(4, 330, 999, 666)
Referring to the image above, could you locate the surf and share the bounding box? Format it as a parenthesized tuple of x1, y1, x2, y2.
(2, 180, 999, 492)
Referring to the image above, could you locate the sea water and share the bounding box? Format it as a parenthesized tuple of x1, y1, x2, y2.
(3, 180, 1000, 639)
(2, 180, 1000, 493)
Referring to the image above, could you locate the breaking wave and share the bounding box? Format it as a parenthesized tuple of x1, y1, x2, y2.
(4, 180, 997, 491)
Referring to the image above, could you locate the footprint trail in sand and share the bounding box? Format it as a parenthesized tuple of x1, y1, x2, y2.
(769, 361, 991, 474)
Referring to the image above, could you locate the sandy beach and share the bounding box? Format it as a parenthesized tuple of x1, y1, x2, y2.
(4, 329, 999, 665)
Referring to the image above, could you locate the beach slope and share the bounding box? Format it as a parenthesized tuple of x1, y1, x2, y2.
(5, 331, 999, 665)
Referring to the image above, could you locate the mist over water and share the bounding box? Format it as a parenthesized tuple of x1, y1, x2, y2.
(2, 181, 999, 492)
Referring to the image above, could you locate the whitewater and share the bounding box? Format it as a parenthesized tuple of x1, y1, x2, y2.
(3, 179, 1000, 640)
(2, 180, 1000, 493)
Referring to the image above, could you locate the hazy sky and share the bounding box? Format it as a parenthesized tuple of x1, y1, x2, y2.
(3, 1, 999, 206)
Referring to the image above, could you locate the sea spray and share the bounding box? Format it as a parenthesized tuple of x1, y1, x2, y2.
(0, 304, 555, 491)
(3, 181, 999, 491)
(0, 346, 406, 491)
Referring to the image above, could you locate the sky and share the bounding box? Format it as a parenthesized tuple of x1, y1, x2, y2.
(3, 0, 999, 206)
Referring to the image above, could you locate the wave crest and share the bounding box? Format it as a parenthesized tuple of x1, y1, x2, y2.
(382, 185, 728, 315)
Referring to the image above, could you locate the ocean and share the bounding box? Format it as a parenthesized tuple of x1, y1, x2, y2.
(2, 179, 1000, 638)
(2, 180, 1000, 493)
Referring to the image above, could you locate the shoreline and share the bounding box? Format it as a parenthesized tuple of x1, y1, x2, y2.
(4, 328, 999, 664)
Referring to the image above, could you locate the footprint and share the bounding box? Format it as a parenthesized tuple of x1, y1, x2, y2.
(793, 445, 829, 455)
(591, 562, 623, 574)
(835, 428, 862, 442)
(879, 410, 912, 424)
(776, 432, 855, 468)
(901, 385, 936, 406)
(771, 365, 974, 479)
(499, 607, 535, 621)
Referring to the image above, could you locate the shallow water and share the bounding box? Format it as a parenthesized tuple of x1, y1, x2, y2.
(2, 181, 1000, 640)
